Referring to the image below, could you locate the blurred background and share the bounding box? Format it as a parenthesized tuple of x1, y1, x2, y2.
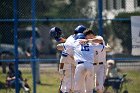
(0, 0, 140, 93)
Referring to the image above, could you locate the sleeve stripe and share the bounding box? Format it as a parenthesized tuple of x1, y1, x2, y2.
(63, 43, 66, 50)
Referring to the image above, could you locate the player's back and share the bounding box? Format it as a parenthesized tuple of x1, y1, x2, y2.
(62, 35, 75, 66)
(65, 35, 75, 44)
(73, 40, 102, 64)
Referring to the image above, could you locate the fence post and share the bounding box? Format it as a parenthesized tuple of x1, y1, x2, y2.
(13, 0, 19, 93)
(31, 0, 37, 93)
(98, 0, 103, 36)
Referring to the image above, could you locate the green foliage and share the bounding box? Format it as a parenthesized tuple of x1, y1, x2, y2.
(42, 0, 93, 36)
(41, 0, 92, 19)
(0, 0, 13, 19)
(0, 0, 93, 37)
(57, 0, 89, 18)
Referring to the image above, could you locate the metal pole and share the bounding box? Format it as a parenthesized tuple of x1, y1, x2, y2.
(13, 0, 19, 93)
(31, 0, 36, 92)
(98, 0, 103, 36)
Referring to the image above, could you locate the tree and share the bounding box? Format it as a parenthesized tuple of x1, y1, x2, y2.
(47, 0, 93, 37)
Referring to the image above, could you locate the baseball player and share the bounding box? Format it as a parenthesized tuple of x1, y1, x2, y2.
(60, 33, 103, 93)
(93, 37, 111, 93)
(82, 29, 111, 93)
(56, 29, 105, 92)
(57, 33, 102, 93)
(49, 27, 66, 42)
(50, 25, 86, 93)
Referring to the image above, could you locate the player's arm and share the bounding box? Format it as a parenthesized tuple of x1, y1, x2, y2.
(56, 42, 74, 51)
(79, 38, 103, 44)
(55, 37, 66, 43)
(56, 43, 65, 51)
(88, 38, 103, 44)
(89, 35, 104, 44)
(58, 52, 68, 75)
(57, 41, 74, 59)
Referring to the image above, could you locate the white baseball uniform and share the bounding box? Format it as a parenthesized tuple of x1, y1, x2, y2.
(59, 35, 76, 93)
(64, 39, 103, 93)
(93, 36, 107, 91)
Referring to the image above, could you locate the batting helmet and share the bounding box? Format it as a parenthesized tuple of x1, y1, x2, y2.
(74, 25, 86, 33)
(49, 27, 62, 38)
(75, 33, 85, 40)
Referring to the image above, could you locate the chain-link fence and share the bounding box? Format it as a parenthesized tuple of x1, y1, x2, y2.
(0, 0, 140, 93)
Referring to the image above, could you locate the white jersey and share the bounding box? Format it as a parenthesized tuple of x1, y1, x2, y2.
(95, 36, 106, 62)
(65, 35, 75, 44)
(65, 39, 103, 65)
(60, 35, 75, 69)
(64, 35, 75, 57)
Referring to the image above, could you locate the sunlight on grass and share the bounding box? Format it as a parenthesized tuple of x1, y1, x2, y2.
(0, 68, 140, 93)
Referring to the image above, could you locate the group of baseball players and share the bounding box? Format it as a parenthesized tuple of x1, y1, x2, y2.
(49, 25, 111, 93)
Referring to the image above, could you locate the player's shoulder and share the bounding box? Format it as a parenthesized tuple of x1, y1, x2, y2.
(65, 35, 75, 42)
(67, 35, 75, 39)
(93, 43, 104, 47)
(72, 39, 81, 46)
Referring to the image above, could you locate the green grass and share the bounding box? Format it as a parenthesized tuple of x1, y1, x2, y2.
(0, 68, 60, 93)
(0, 68, 140, 93)
(125, 70, 140, 93)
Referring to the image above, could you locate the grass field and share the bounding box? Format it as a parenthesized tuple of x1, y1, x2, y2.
(0, 68, 140, 93)
(0, 68, 60, 93)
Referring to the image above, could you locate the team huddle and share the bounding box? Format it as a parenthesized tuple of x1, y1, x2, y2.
(49, 25, 111, 93)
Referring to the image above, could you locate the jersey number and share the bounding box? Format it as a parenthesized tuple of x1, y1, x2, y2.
(81, 44, 89, 51)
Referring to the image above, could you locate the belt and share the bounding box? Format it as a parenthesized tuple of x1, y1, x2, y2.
(78, 61, 84, 64)
(93, 62, 103, 65)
